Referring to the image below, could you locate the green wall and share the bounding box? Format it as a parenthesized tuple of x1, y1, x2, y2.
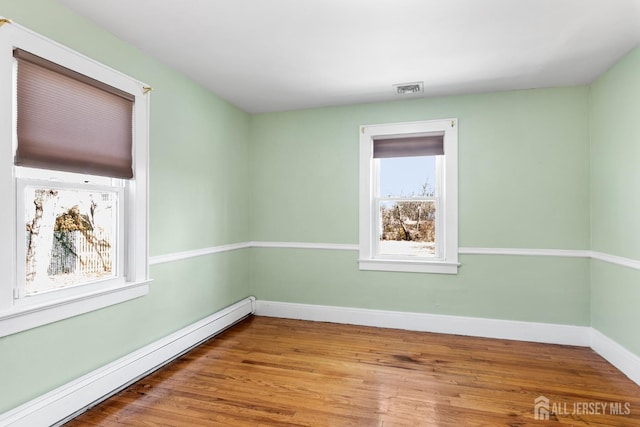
(249, 87, 591, 323)
(0, 0, 251, 413)
(0, 0, 637, 417)
(589, 47, 640, 356)
(251, 249, 589, 324)
(250, 88, 590, 248)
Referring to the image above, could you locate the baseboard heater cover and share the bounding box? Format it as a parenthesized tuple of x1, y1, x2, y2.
(0, 296, 256, 427)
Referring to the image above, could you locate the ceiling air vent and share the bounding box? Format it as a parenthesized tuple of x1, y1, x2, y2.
(393, 81, 423, 95)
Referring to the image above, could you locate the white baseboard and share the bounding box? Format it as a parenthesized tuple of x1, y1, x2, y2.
(256, 301, 640, 387)
(3, 297, 638, 427)
(255, 300, 591, 347)
(0, 296, 256, 427)
(591, 328, 640, 386)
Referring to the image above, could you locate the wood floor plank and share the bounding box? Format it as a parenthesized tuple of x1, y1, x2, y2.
(66, 316, 640, 426)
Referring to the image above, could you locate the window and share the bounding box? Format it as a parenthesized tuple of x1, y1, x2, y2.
(0, 20, 150, 336)
(359, 119, 458, 274)
(17, 178, 123, 299)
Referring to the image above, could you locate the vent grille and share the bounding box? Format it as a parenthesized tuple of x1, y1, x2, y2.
(393, 81, 423, 95)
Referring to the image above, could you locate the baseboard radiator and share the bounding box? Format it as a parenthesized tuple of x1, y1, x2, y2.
(0, 296, 256, 427)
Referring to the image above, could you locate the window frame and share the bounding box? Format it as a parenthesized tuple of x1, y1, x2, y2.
(15, 174, 126, 304)
(0, 19, 151, 337)
(359, 118, 459, 274)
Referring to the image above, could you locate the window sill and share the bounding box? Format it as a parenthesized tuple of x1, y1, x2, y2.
(0, 279, 151, 338)
(358, 258, 459, 274)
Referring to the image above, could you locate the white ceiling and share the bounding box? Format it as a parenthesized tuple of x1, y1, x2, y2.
(58, 0, 640, 113)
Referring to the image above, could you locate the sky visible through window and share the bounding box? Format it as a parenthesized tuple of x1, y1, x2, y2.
(379, 156, 436, 197)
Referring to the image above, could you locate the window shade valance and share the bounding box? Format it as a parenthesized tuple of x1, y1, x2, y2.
(373, 132, 444, 158)
(13, 49, 135, 179)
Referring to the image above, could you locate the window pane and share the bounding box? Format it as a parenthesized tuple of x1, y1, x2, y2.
(24, 187, 117, 294)
(379, 200, 436, 257)
(379, 156, 435, 197)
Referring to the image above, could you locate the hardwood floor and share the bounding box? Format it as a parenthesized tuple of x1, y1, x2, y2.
(66, 316, 640, 426)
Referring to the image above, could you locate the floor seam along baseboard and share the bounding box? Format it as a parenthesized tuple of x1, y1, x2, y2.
(2, 297, 639, 426)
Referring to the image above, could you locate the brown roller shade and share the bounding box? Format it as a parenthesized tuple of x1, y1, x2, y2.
(14, 49, 135, 179)
(373, 132, 444, 158)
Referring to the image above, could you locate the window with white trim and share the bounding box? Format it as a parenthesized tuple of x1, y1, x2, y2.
(0, 19, 150, 337)
(359, 119, 458, 274)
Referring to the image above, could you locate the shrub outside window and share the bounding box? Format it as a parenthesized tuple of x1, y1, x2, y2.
(359, 119, 458, 274)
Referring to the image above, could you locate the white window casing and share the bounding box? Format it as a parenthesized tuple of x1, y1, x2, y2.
(0, 19, 151, 337)
(359, 118, 459, 274)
